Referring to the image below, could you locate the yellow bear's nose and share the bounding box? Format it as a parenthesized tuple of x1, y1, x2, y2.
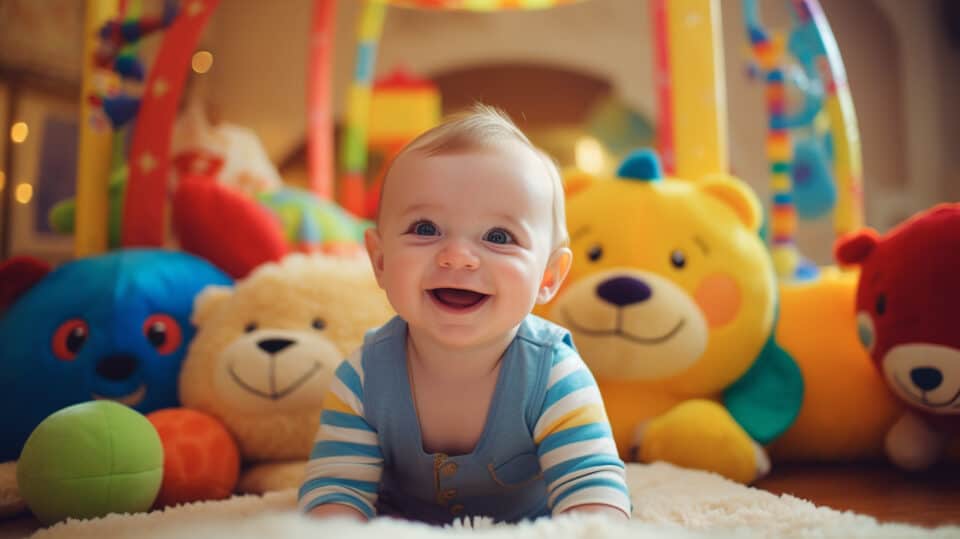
(596, 276, 652, 307)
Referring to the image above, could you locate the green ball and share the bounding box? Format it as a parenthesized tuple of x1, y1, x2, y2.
(16, 401, 164, 524)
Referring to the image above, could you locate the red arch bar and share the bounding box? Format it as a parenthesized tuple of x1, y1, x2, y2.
(122, 0, 335, 246)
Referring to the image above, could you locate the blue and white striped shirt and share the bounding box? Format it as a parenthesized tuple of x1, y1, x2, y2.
(298, 315, 630, 523)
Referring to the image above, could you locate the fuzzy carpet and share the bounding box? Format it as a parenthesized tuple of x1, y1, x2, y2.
(16, 463, 960, 539)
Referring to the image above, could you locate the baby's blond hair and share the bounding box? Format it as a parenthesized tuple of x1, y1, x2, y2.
(378, 104, 569, 249)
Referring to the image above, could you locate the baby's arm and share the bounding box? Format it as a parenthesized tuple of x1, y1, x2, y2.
(532, 345, 631, 519)
(308, 503, 368, 521)
(299, 350, 383, 520)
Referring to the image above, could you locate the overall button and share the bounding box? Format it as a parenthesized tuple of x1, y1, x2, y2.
(442, 488, 457, 500)
(440, 462, 458, 477)
(450, 504, 465, 516)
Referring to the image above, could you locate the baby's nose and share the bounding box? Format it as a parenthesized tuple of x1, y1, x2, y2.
(436, 240, 479, 270)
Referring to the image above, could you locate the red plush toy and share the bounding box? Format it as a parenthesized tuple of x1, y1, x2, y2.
(835, 203, 960, 470)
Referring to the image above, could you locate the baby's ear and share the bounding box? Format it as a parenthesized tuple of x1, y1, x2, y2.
(538, 247, 573, 304)
(561, 168, 596, 198)
(364, 228, 386, 286)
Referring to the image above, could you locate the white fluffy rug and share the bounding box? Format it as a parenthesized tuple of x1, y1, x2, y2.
(21, 463, 960, 539)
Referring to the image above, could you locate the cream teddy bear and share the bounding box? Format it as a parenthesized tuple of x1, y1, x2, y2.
(179, 253, 394, 492)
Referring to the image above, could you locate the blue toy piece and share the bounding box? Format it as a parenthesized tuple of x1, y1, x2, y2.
(743, 0, 839, 226)
(790, 137, 836, 219)
(615, 148, 663, 182)
(0, 249, 232, 461)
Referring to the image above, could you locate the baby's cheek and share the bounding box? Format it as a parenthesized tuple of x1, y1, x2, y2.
(693, 273, 742, 328)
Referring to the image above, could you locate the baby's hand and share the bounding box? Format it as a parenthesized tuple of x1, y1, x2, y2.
(564, 503, 630, 520)
(307, 503, 368, 522)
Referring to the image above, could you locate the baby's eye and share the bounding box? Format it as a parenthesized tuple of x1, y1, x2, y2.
(407, 220, 439, 236)
(484, 228, 515, 245)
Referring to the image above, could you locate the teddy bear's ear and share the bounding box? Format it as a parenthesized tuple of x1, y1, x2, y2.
(0, 256, 52, 313)
(561, 168, 596, 198)
(834, 229, 879, 266)
(191, 285, 234, 326)
(697, 174, 762, 232)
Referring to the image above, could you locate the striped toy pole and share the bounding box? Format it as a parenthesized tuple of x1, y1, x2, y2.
(338, 0, 387, 217)
(746, 9, 799, 280)
(75, 0, 120, 257)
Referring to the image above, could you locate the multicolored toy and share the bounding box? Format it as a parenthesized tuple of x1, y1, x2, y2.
(16, 401, 164, 524)
(542, 150, 802, 484)
(0, 249, 232, 462)
(360, 68, 441, 219)
(88, 0, 179, 130)
(76, 0, 179, 257)
(741, 0, 864, 281)
(835, 204, 960, 470)
(172, 175, 370, 279)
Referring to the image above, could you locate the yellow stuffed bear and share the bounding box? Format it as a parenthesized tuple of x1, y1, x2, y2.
(542, 150, 803, 483)
(768, 268, 902, 462)
(179, 253, 394, 491)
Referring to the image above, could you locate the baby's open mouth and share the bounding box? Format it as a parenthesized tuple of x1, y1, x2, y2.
(429, 288, 489, 310)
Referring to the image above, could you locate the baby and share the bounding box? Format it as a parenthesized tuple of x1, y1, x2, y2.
(298, 105, 630, 524)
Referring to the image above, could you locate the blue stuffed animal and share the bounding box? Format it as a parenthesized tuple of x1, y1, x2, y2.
(0, 249, 232, 461)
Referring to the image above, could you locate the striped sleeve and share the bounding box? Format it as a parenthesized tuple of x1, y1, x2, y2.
(298, 348, 382, 518)
(532, 344, 631, 517)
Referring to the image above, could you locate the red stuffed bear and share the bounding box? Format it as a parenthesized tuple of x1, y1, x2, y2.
(834, 203, 960, 470)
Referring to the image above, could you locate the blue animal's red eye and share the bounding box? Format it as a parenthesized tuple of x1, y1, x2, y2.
(52, 319, 88, 361)
(143, 314, 183, 355)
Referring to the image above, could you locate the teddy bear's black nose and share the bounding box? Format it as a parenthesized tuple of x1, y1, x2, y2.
(258, 338, 295, 355)
(596, 276, 652, 307)
(910, 367, 943, 392)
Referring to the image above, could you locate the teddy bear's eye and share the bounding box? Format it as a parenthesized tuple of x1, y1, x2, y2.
(875, 294, 887, 316)
(312, 318, 326, 330)
(587, 245, 603, 262)
(244, 322, 258, 333)
(670, 250, 687, 269)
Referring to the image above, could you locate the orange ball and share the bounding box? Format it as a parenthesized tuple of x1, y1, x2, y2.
(146, 408, 240, 508)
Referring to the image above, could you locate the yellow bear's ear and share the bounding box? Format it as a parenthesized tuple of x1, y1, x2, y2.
(561, 167, 596, 198)
(192, 285, 234, 326)
(698, 174, 762, 232)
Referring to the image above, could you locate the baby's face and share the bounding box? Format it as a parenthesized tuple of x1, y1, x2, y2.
(367, 142, 557, 349)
